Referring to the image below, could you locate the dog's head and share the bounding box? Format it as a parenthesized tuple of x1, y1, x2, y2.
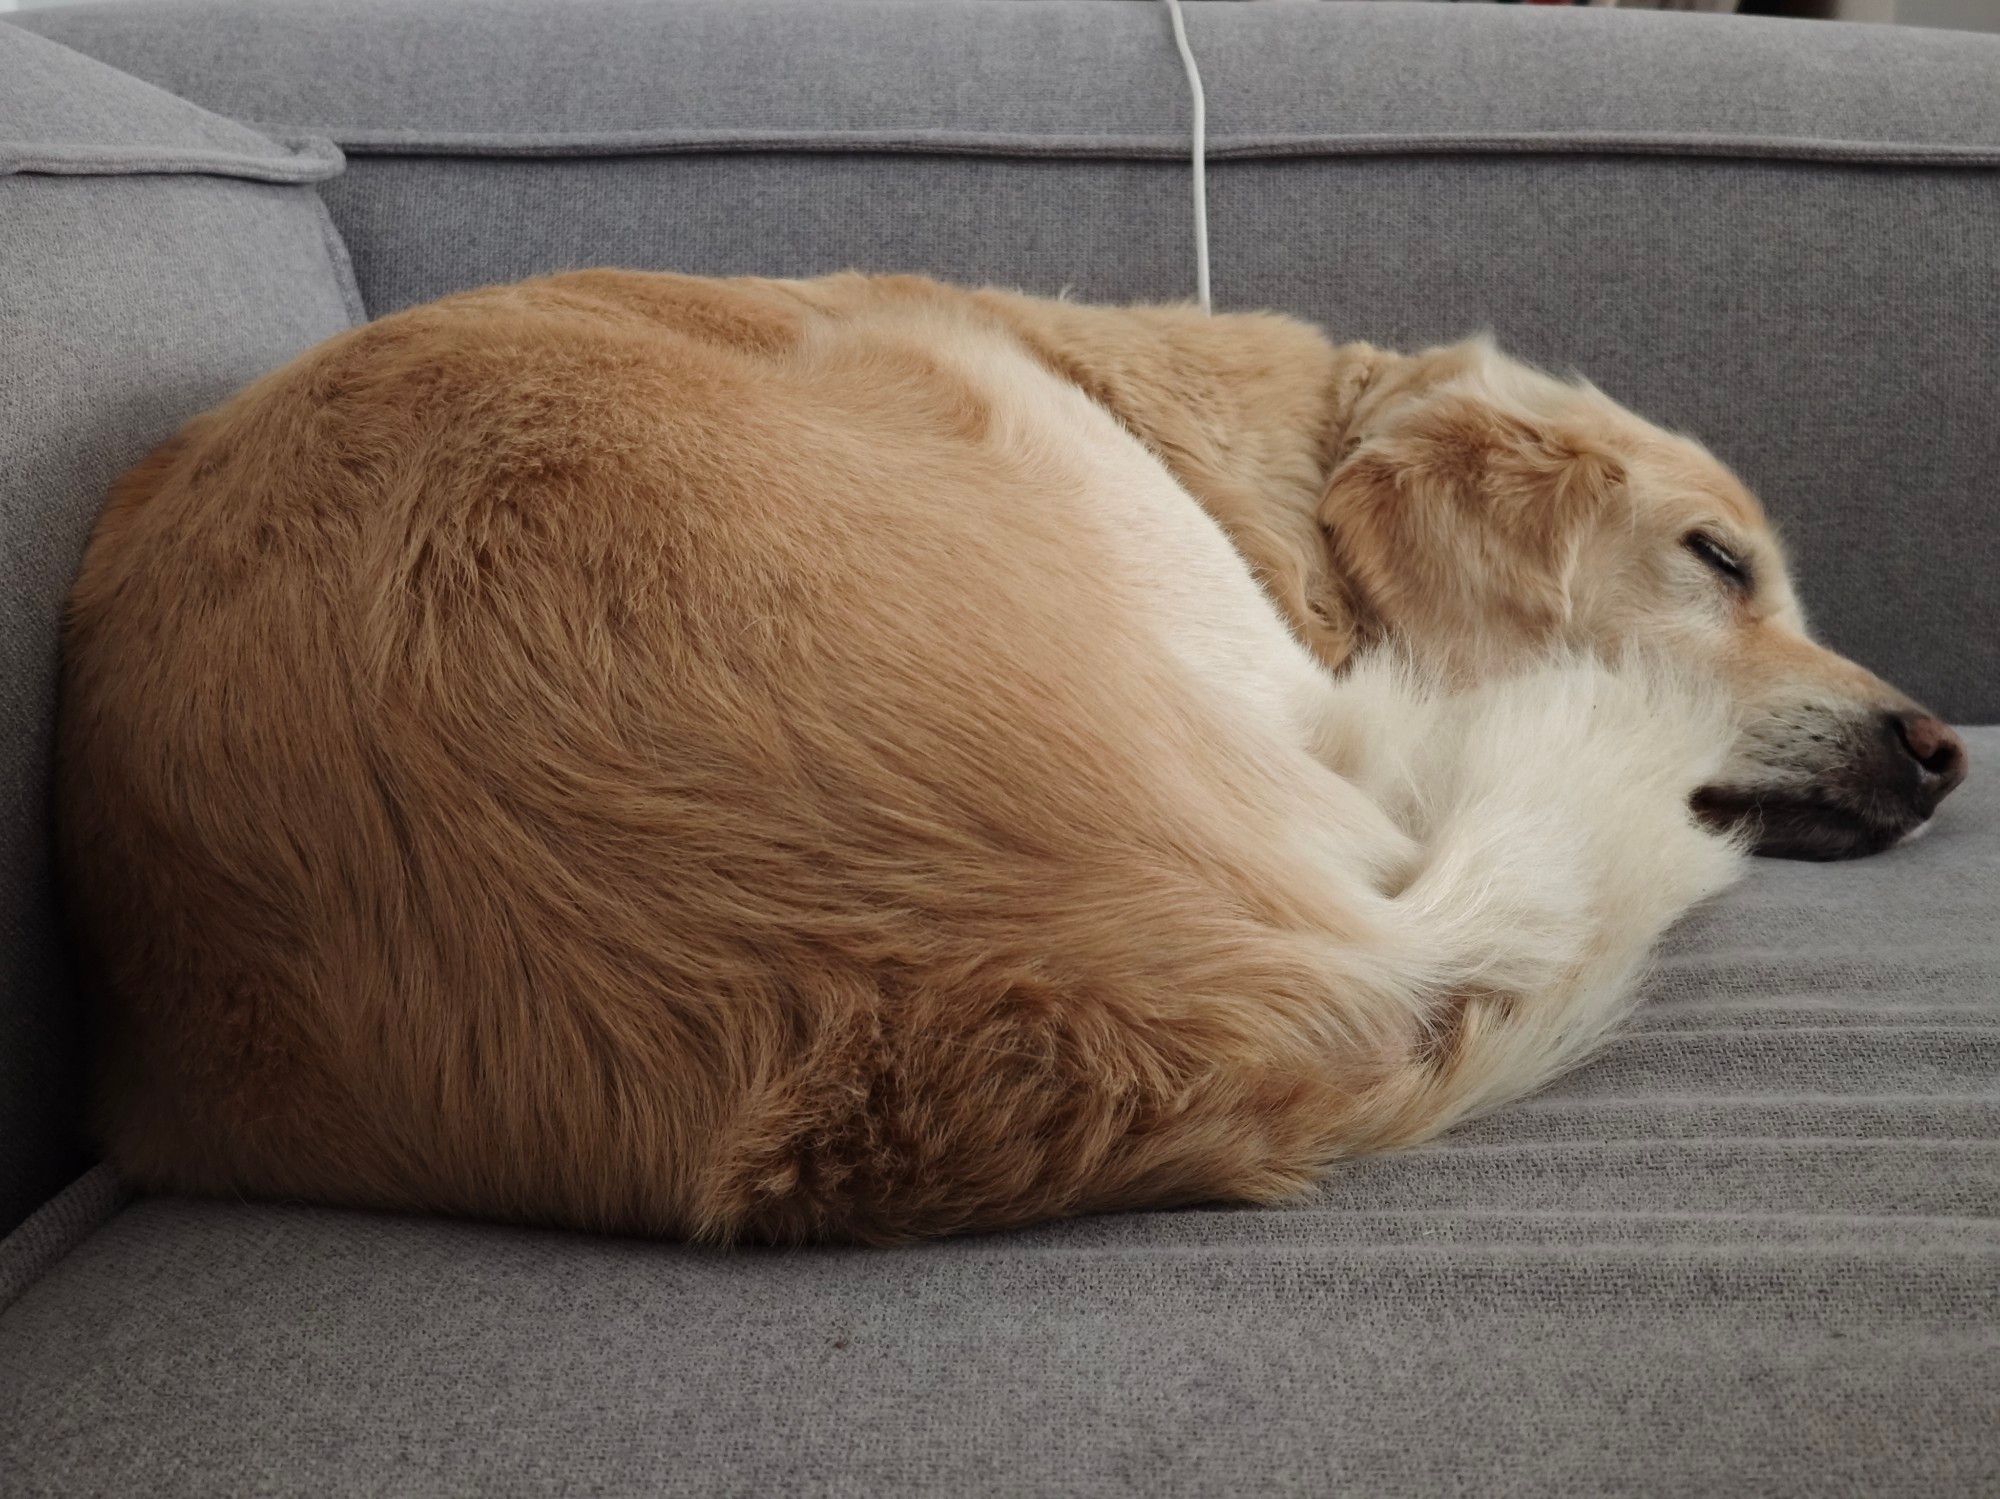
(1320, 338, 1967, 860)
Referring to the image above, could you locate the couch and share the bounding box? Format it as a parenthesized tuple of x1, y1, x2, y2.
(2, 2, 1995, 1492)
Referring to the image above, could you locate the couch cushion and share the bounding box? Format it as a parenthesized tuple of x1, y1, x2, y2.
(2, 728, 1993, 1494)
(0, 23, 363, 1236)
(19, 0, 2000, 160)
(20, 0, 2000, 724)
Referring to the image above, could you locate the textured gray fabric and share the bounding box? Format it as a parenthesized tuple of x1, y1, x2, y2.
(0, 22, 362, 1236)
(0, 1165, 125, 1316)
(19, 0, 2000, 162)
(22, 0, 2000, 721)
(0, 9, 339, 181)
(1, 1201, 1992, 1496)
(0, 731, 1994, 1495)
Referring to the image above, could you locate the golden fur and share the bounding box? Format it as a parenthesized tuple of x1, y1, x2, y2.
(56, 272, 1966, 1242)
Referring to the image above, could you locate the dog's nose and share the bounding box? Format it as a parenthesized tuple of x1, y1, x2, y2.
(1887, 709, 1968, 800)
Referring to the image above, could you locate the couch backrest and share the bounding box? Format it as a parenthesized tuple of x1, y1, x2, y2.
(0, 23, 362, 1234)
(21, 0, 2000, 723)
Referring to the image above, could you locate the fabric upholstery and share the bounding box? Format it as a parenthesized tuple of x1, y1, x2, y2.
(19, 0, 2000, 160)
(0, 1166, 125, 1317)
(2, 729, 1995, 1494)
(0, 22, 361, 1237)
(21, 0, 2000, 723)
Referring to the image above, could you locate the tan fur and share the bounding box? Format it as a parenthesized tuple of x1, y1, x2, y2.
(55, 271, 1958, 1243)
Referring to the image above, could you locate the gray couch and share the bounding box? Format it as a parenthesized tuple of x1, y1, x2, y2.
(2, 2, 1995, 1492)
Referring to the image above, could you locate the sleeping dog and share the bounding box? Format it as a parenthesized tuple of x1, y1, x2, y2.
(58, 271, 1968, 1242)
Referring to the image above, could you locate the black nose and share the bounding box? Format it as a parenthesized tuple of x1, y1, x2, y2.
(1887, 709, 1968, 802)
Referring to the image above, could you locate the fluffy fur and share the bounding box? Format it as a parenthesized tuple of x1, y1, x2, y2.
(55, 271, 1963, 1242)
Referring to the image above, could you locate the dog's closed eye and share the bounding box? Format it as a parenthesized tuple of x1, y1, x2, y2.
(1683, 530, 1752, 592)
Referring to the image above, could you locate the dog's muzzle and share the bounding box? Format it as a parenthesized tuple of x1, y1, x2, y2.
(1693, 709, 1969, 861)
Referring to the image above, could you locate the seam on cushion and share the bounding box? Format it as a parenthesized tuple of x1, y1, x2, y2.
(254, 126, 2000, 170)
(309, 188, 369, 326)
(928, 1221, 2000, 1261)
(1415, 1136, 2000, 1153)
(1213, 131, 2000, 167)
(0, 137, 346, 184)
(1599, 1023, 2000, 1044)
(0, 1165, 129, 1316)
(254, 130, 370, 327)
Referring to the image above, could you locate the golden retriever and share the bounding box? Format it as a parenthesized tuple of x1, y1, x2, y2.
(56, 271, 1968, 1243)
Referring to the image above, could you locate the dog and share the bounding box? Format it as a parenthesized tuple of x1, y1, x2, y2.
(56, 271, 1968, 1243)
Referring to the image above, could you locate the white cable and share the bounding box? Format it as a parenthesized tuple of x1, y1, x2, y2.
(1160, 0, 1211, 314)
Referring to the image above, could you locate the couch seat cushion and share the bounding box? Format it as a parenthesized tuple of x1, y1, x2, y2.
(3, 732, 1993, 1496)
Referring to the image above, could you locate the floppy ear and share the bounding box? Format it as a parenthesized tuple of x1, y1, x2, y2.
(1318, 392, 1628, 641)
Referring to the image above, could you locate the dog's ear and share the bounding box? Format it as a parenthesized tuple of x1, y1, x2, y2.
(1319, 389, 1628, 642)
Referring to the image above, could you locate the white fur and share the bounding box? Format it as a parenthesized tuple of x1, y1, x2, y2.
(1329, 654, 1745, 1138)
